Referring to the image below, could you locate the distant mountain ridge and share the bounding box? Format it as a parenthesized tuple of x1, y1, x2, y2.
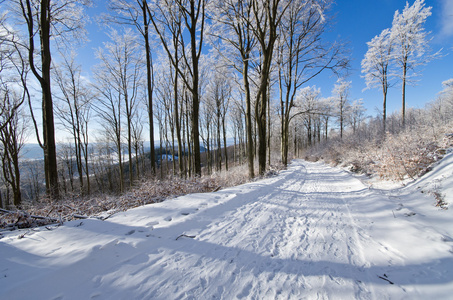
(19, 139, 236, 160)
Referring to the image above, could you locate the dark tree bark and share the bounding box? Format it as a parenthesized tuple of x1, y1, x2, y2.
(21, 0, 59, 199)
(141, 1, 157, 175)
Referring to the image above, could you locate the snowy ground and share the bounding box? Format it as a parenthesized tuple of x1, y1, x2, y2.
(1, 156, 453, 299)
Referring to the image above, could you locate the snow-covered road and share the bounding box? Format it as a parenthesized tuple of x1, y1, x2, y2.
(1, 159, 453, 299)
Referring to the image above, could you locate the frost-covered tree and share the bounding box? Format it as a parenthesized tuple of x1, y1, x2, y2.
(295, 86, 321, 147)
(205, 61, 232, 172)
(319, 96, 334, 140)
(332, 78, 351, 139)
(276, 0, 349, 166)
(0, 85, 27, 207)
(361, 28, 394, 133)
(250, 0, 290, 175)
(208, 0, 257, 179)
(430, 78, 453, 124)
(348, 99, 366, 135)
(391, 0, 437, 126)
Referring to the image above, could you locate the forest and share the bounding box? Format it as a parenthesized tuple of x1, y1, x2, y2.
(0, 0, 451, 222)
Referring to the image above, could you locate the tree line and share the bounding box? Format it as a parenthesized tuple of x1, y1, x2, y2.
(0, 0, 439, 208)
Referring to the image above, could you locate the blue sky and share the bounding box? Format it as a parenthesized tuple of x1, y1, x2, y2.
(80, 0, 452, 119)
(313, 0, 453, 116)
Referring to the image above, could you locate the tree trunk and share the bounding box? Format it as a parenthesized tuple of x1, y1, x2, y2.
(185, 93, 192, 178)
(173, 62, 183, 176)
(206, 121, 211, 175)
(117, 134, 124, 193)
(256, 54, 272, 175)
(40, 0, 59, 200)
(257, 91, 267, 175)
(267, 85, 271, 167)
(222, 116, 228, 171)
(216, 103, 222, 172)
(142, 1, 156, 176)
(126, 104, 133, 187)
(190, 39, 202, 176)
(382, 82, 387, 133)
(402, 62, 407, 127)
(84, 142, 90, 194)
(24, 0, 59, 200)
(243, 62, 254, 178)
(282, 119, 289, 166)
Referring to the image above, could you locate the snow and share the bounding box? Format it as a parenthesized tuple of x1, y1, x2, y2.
(1, 157, 453, 299)
(159, 154, 177, 162)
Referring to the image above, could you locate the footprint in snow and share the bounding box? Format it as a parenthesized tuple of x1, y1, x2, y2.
(441, 235, 453, 242)
(74, 221, 84, 227)
(404, 212, 416, 217)
(165, 216, 172, 222)
(125, 230, 135, 235)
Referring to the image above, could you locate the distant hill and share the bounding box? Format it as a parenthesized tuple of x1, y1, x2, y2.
(20, 144, 44, 160)
(19, 140, 218, 161)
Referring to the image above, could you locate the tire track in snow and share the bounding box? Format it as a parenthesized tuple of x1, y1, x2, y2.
(285, 161, 374, 299)
(156, 161, 397, 299)
(37, 161, 392, 299)
(166, 160, 380, 299)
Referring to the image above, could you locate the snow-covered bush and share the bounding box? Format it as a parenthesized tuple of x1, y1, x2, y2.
(373, 130, 436, 180)
(303, 108, 453, 181)
(0, 163, 256, 230)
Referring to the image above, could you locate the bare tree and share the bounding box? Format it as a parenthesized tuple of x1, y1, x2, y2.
(0, 87, 27, 207)
(93, 29, 143, 190)
(7, 0, 90, 200)
(0, 13, 30, 206)
(200, 90, 214, 174)
(249, 0, 290, 175)
(106, 0, 157, 175)
(148, 0, 206, 177)
(53, 52, 91, 195)
(148, 2, 185, 176)
(276, 0, 349, 166)
(230, 92, 246, 165)
(130, 107, 145, 179)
